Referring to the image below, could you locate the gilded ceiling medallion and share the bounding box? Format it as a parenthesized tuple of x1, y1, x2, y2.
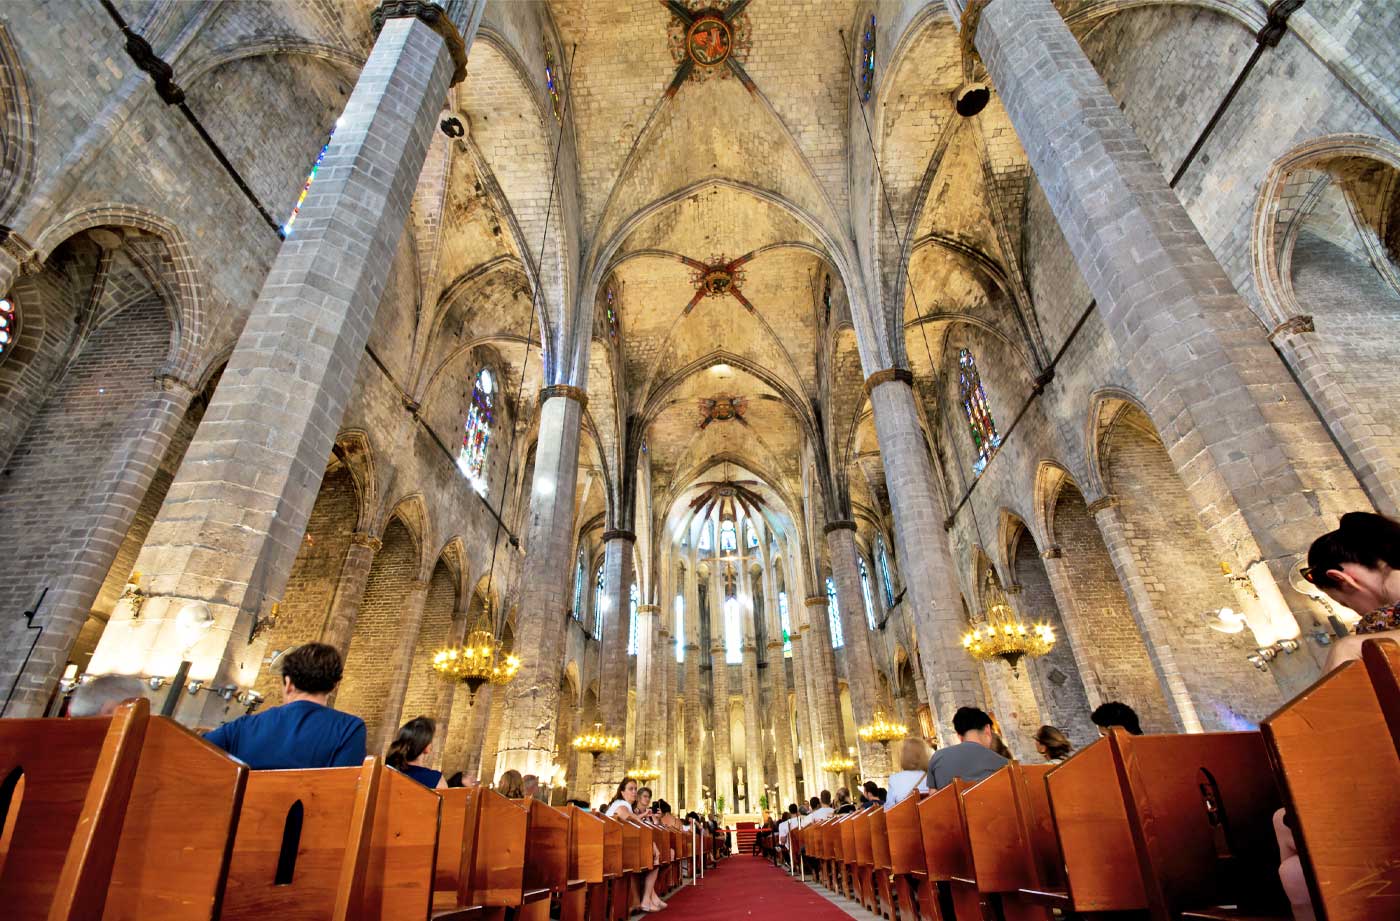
(701, 268, 734, 297)
(686, 16, 732, 67)
(667, 1, 752, 85)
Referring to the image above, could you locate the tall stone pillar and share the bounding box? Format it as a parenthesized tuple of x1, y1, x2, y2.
(865, 371, 983, 745)
(594, 530, 635, 790)
(494, 388, 586, 776)
(320, 532, 381, 655)
(787, 628, 816, 800)
(654, 613, 676, 803)
(826, 524, 890, 781)
(634, 602, 658, 761)
(1090, 497, 1202, 732)
(802, 596, 845, 788)
(372, 576, 432, 752)
(1037, 547, 1106, 709)
(760, 564, 797, 804)
(968, 0, 1362, 641)
(480, 682, 507, 783)
(710, 635, 735, 813)
(684, 565, 704, 811)
(740, 637, 763, 811)
(78, 10, 466, 726)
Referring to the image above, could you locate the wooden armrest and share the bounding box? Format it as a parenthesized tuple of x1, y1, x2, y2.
(432, 906, 486, 920)
(521, 887, 553, 903)
(566, 879, 587, 890)
(1017, 888, 1070, 906)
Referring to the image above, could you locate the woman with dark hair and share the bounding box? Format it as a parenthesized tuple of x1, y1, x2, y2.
(1034, 725, 1072, 763)
(386, 716, 447, 789)
(1306, 511, 1400, 671)
(605, 777, 666, 911)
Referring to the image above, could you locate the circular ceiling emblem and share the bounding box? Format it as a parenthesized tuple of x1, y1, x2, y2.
(701, 268, 734, 297)
(686, 16, 732, 67)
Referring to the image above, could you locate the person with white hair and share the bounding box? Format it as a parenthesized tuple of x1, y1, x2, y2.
(68, 674, 148, 717)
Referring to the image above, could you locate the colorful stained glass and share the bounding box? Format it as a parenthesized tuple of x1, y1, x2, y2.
(860, 15, 876, 104)
(826, 576, 844, 648)
(605, 284, 619, 341)
(545, 42, 562, 121)
(698, 519, 713, 552)
(282, 119, 340, 238)
(573, 549, 587, 621)
(958, 348, 1001, 476)
(778, 591, 792, 656)
(860, 557, 877, 630)
(458, 367, 495, 495)
(745, 520, 758, 549)
(0, 295, 16, 359)
(877, 537, 895, 608)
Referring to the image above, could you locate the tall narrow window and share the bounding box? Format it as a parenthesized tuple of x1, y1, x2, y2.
(778, 591, 792, 656)
(822, 274, 832, 326)
(572, 550, 586, 621)
(745, 521, 759, 549)
(698, 520, 713, 552)
(859, 557, 877, 630)
(628, 583, 640, 655)
(459, 367, 495, 495)
(544, 42, 563, 121)
(877, 538, 895, 608)
(675, 594, 685, 663)
(605, 284, 619, 342)
(826, 576, 844, 649)
(958, 348, 1001, 476)
(282, 119, 340, 238)
(593, 564, 605, 638)
(0, 294, 16, 362)
(724, 597, 743, 664)
(719, 520, 737, 553)
(860, 15, 877, 103)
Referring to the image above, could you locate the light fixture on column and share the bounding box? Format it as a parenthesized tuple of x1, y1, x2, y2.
(961, 577, 1054, 675)
(857, 706, 908, 751)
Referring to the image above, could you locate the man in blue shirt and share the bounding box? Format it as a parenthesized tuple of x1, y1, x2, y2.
(205, 642, 366, 769)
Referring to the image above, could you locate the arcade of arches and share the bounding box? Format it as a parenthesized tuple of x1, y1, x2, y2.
(1, 0, 1398, 816)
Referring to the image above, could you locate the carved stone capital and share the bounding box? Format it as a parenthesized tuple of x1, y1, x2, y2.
(539, 384, 589, 409)
(823, 520, 856, 534)
(350, 532, 384, 552)
(601, 528, 636, 544)
(1085, 495, 1118, 516)
(637, 604, 660, 615)
(1041, 546, 1061, 560)
(0, 228, 41, 275)
(804, 596, 828, 608)
(154, 369, 200, 397)
(863, 367, 915, 396)
(1269, 315, 1315, 341)
(370, 0, 469, 85)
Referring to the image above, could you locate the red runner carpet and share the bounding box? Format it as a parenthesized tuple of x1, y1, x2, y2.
(656, 855, 856, 920)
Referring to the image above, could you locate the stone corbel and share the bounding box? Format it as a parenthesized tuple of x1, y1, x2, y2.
(803, 596, 828, 608)
(601, 528, 636, 543)
(1085, 495, 1118, 516)
(371, 1, 469, 85)
(1041, 546, 1061, 560)
(822, 520, 856, 534)
(863, 367, 914, 397)
(0, 227, 42, 276)
(350, 532, 384, 552)
(1269, 315, 1315, 341)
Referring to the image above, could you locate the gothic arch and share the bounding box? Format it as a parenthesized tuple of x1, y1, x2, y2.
(0, 23, 35, 222)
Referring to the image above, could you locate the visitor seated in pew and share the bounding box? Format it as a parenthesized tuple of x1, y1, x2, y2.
(835, 786, 856, 814)
(385, 715, 447, 789)
(204, 642, 366, 769)
(1304, 511, 1400, 670)
(637, 785, 654, 816)
(989, 731, 1012, 758)
(67, 673, 148, 717)
(522, 772, 539, 800)
(1091, 700, 1143, 736)
(926, 706, 1008, 790)
(446, 771, 468, 787)
(607, 777, 667, 912)
(777, 803, 799, 849)
(808, 793, 833, 821)
(1034, 724, 1072, 763)
(887, 736, 931, 804)
(859, 779, 881, 809)
(657, 800, 683, 830)
(496, 768, 525, 798)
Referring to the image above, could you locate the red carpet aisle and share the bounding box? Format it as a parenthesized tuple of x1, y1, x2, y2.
(658, 855, 858, 920)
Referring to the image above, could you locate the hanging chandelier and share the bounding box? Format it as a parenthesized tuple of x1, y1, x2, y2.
(857, 707, 908, 748)
(961, 579, 1055, 674)
(820, 753, 856, 774)
(432, 600, 520, 700)
(572, 721, 622, 758)
(629, 760, 661, 782)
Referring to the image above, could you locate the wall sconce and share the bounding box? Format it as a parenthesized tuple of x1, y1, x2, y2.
(174, 599, 215, 649)
(121, 571, 148, 617)
(1220, 562, 1257, 598)
(147, 675, 169, 691)
(249, 601, 280, 643)
(59, 663, 80, 694)
(186, 679, 204, 695)
(237, 689, 265, 713)
(1201, 606, 1247, 634)
(1247, 638, 1301, 670)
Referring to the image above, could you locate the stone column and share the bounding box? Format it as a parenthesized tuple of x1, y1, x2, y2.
(371, 576, 432, 752)
(802, 597, 846, 787)
(969, 0, 1362, 639)
(655, 614, 676, 803)
(494, 388, 586, 777)
(321, 532, 381, 655)
(710, 635, 735, 813)
(826, 524, 891, 781)
(740, 635, 763, 811)
(634, 602, 658, 760)
(684, 566, 704, 811)
(787, 627, 816, 800)
(766, 639, 796, 804)
(480, 682, 507, 784)
(82, 10, 465, 726)
(1090, 497, 1202, 732)
(594, 530, 635, 790)
(865, 371, 984, 745)
(1037, 547, 1106, 709)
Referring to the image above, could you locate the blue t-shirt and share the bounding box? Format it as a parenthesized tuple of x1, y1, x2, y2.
(205, 699, 366, 770)
(397, 763, 443, 789)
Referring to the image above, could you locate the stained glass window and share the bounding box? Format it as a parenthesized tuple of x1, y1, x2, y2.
(0, 294, 16, 360)
(675, 594, 685, 663)
(572, 549, 586, 621)
(282, 118, 341, 238)
(822, 274, 832, 325)
(745, 521, 759, 549)
(778, 590, 792, 656)
(458, 367, 495, 495)
(860, 15, 876, 104)
(826, 576, 844, 649)
(877, 538, 895, 608)
(698, 520, 713, 552)
(724, 597, 743, 664)
(545, 42, 562, 121)
(628, 582, 640, 655)
(605, 284, 619, 342)
(958, 348, 1001, 476)
(719, 520, 737, 552)
(860, 557, 877, 630)
(593, 564, 605, 638)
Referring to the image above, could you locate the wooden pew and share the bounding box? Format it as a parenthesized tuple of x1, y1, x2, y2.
(918, 780, 985, 921)
(433, 786, 484, 913)
(852, 809, 876, 911)
(1264, 656, 1400, 920)
(869, 803, 896, 918)
(838, 813, 858, 899)
(1044, 738, 1144, 914)
(564, 806, 604, 921)
(599, 813, 623, 921)
(520, 799, 569, 921)
(960, 765, 1053, 921)
(466, 790, 530, 919)
(884, 794, 932, 920)
(360, 765, 441, 919)
(1363, 636, 1400, 759)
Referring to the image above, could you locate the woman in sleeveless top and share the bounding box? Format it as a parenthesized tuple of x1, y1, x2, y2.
(606, 778, 666, 911)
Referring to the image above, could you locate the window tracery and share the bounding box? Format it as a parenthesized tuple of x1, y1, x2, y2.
(545, 41, 562, 121)
(719, 519, 737, 552)
(458, 366, 495, 495)
(724, 596, 742, 664)
(573, 549, 586, 621)
(628, 582, 640, 655)
(958, 348, 1001, 476)
(593, 563, 605, 638)
(605, 283, 619, 342)
(778, 590, 791, 657)
(675, 594, 685, 663)
(877, 537, 895, 608)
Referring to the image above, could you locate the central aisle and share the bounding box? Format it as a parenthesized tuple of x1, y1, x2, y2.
(659, 855, 857, 920)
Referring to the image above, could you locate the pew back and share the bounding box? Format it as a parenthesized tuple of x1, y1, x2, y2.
(1363, 637, 1400, 759)
(1009, 763, 1062, 893)
(567, 806, 605, 884)
(602, 816, 623, 877)
(962, 765, 1032, 895)
(918, 781, 972, 882)
(1046, 739, 1145, 911)
(523, 799, 569, 894)
(884, 794, 925, 878)
(360, 766, 440, 919)
(470, 789, 528, 906)
(868, 805, 892, 872)
(435, 787, 482, 895)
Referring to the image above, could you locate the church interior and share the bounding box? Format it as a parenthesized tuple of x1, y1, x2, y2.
(1, 0, 1399, 918)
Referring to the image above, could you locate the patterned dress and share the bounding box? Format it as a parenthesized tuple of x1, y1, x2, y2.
(1355, 600, 1400, 635)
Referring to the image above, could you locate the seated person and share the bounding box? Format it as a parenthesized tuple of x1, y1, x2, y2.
(1091, 700, 1143, 736)
(446, 771, 467, 788)
(926, 706, 1008, 790)
(1035, 724, 1073, 763)
(807, 794, 833, 821)
(204, 642, 366, 769)
(886, 736, 931, 804)
(834, 787, 856, 814)
(496, 768, 525, 798)
(1304, 511, 1400, 671)
(859, 779, 881, 809)
(386, 715, 447, 789)
(777, 803, 799, 847)
(67, 674, 148, 717)
(522, 773, 540, 801)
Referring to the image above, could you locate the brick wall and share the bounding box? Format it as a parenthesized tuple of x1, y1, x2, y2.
(397, 560, 459, 757)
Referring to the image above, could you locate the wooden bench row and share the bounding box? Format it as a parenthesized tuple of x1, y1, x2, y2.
(0, 697, 703, 921)
(790, 638, 1400, 921)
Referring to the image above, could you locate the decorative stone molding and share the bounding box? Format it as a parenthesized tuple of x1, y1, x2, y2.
(1041, 546, 1061, 560)
(539, 384, 589, 409)
(863, 367, 914, 396)
(370, 0, 469, 85)
(766, 639, 784, 650)
(1002, 584, 1022, 596)
(822, 520, 856, 534)
(350, 532, 384, 552)
(803, 596, 828, 607)
(154, 370, 200, 397)
(601, 529, 636, 543)
(1269, 315, 1315, 340)
(637, 604, 660, 614)
(0, 228, 41, 275)
(1085, 495, 1118, 516)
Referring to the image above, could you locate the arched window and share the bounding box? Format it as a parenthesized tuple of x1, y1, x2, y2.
(674, 593, 685, 663)
(745, 520, 759, 549)
(778, 591, 792, 657)
(724, 597, 743, 664)
(876, 537, 895, 608)
(719, 520, 737, 552)
(628, 583, 640, 655)
(544, 41, 562, 121)
(459, 367, 495, 495)
(593, 564, 605, 638)
(822, 274, 832, 326)
(0, 293, 17, 362)
(698, 519, 713, 552)
(572, 549, 586, 621)
(826, 576, 844, 649)
(860, 15, 876, 103)
(958, 348, 1001, 476)
(604, 283, 619, 342)
(282, 118, 341, 238)
(859, 557, 877, 630)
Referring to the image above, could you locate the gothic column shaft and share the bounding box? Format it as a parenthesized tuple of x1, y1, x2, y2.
(1038, 549, 1106, 709)
(802, 598, 845, 786)
(866, 375, 983, 744)
(320, 534, 381, 655)
(634, 603, 657, 761)
(684, 565, 703, 811)
(740, 638, 763, 810)
(495, 392, 585, 776)
(373, 577, 432, 752)
(826, 526, 890, 780)
(787, 628, 816, 800)
(596, 532, 634, 789)
(710, 635, 735, 812)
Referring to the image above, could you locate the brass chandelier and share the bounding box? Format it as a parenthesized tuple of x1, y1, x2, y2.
(432, 599, 521, 700)
(820, 746, 857, 774)
(572, 721, 622, 758)
(961, 578, 1055, 674)
(857, 707, 909, 749)
(629, 752, 661, 782)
